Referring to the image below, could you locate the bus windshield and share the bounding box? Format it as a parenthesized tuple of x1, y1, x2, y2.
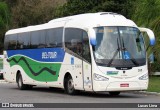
(93, 26, 146, 67)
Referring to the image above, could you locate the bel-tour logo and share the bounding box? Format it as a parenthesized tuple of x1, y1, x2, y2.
(42, 52, 57, 59)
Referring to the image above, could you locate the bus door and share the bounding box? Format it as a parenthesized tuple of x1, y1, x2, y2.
(82, 32, 92, 91)
(64, 28, 84, 90)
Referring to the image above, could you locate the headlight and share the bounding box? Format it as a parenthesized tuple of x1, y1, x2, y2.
(139, 74, 148, 80)
(93, 73, 109, 81)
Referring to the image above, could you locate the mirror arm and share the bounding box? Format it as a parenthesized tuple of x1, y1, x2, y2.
(138, 27, 156, 46)
(92, 46, 95, 51)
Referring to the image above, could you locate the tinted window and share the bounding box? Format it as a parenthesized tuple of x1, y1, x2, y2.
(30, 30, 46, 48)
(4, 34, 17, 50)
(83, 32, 91, 63)
(65, 28, 83, 56)
(17, 32, 30, 49)
(46, 28, 63, 48)
(38, 30, 46, 48)
(4, 36, 9, 50)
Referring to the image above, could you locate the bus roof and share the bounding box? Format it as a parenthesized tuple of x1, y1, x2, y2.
(6, 12, 137, 35)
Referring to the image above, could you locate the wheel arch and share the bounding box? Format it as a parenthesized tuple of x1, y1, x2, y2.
(63, 72, 73, 88)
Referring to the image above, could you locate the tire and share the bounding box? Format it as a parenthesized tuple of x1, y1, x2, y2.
(17, 73, 28, 90)
(109, 92, 120, 96)
(0, 74, 3, 79)
(64, 75, 77, 95)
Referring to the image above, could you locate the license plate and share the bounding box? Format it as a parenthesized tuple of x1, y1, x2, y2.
(120, 83, 129, 87)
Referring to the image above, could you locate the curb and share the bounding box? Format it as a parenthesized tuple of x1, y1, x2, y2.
(132, 91, 160, 96)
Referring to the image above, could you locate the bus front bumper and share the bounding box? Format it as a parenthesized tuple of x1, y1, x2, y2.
(93, 80, 148, 92)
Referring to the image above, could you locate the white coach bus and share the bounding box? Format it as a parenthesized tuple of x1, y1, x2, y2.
(3, 12, 155, 95)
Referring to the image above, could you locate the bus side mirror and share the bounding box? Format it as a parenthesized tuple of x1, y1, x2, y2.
(138, 27, 156, 46)
(88, 28, 97, 46)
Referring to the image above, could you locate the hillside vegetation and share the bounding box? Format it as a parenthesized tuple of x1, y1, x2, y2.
(0, 0, 159, 71)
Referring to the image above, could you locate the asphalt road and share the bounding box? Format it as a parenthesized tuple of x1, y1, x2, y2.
(0, 80, 160, 110)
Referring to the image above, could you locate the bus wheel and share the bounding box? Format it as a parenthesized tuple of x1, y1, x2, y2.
(64, 75, 76, 95)
(17, 73, 28, 90)
(109, 92, 120, 96)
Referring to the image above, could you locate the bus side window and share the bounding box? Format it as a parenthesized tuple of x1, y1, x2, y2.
(30, 30, 46, 49)
(30, 31, 39, 49)
(17, 33, 23, 49)
(5, 34, 17, 50)
(17, 32, 30, 49)
(65, 28, 83, 57)
(46, 28, 63, 48)
(4, 35, 9, 50)
(83, 32, 91, 63)
(38, 30, 46, 48)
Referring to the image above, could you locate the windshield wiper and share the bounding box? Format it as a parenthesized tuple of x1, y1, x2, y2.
(107, 38, 120, 67)
(121, 37, 139, 66)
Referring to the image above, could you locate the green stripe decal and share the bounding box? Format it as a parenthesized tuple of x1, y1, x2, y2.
(8, 56, 61, 82)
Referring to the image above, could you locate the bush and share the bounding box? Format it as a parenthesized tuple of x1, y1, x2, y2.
(150, 62, 160, 72)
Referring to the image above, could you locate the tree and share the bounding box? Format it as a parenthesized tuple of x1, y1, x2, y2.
(54, 0, 100, 18)
(11, 0, 66, 28)
(132, 0, 160, 72)
(0, 0, 18, 7)
(54, 0, 135, 19)
(132, 0, 160, 61)
(0, 2, 10, 53)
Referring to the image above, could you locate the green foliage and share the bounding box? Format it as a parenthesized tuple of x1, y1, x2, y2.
(54, 0, 100, 17)
(150, 62, 160, 72)
(148, 76, 160, 92)
(132, 0, 160, 62)
(133, 0, 160, 27)
(10, 0, 66, 28)
(54, 0, 135, 19)
(0, 2, 10, 53)
(0, 17, 5, 30)
(0, 0, 18, 7)
(0, 2, 10, 31)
